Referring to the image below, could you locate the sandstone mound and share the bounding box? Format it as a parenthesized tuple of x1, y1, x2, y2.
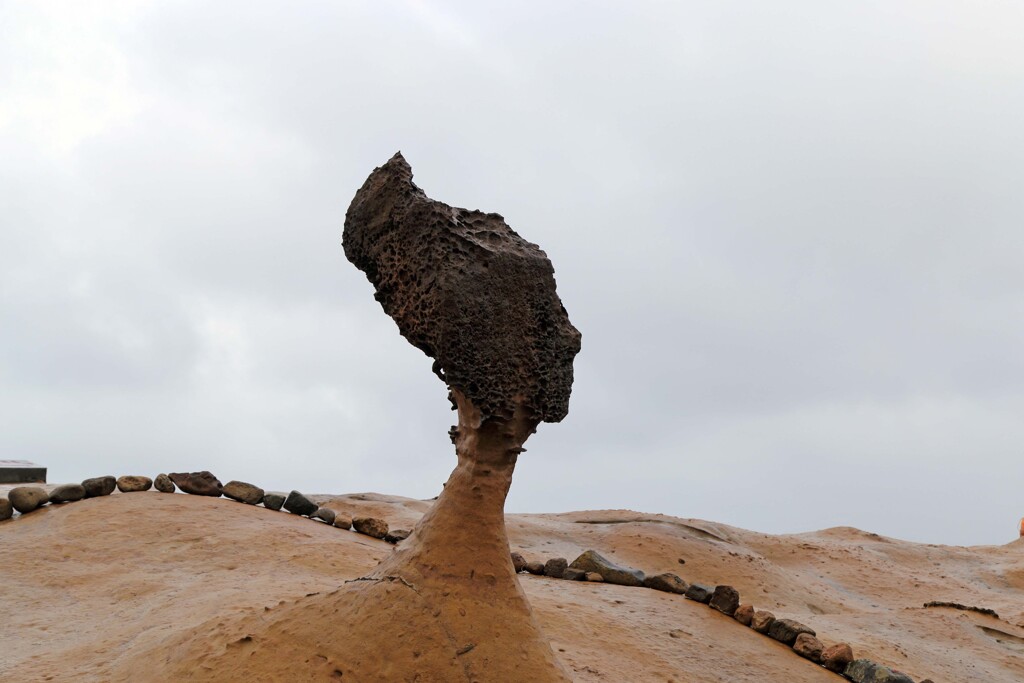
(2, 493, 1022, 682)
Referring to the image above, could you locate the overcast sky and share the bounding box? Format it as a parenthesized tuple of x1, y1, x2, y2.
(2, 1, 1022, 545)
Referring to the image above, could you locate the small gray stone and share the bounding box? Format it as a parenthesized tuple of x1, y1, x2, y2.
(750, 610, 775, 633)
(821, 643, 854, 673)
(49, 484, 86, 504)
(544, 557, 568, 579)
(263, 493, 285, 510)
(154, 473, 175, 493)
(511, 552, 527, 573)
(792, 633, 823, 662)
(81, 476, 116, 498)
(843, 660, 914, 683)
(562, 567, 586, 581)
(384, 529, 411, 544)
(9, 486, 48, 513)
(684, 583, 714, 604)
(283, 490, 318, 516)
(333, 514, 352, 530)
(223, 481, 264, 505)
(643, 572, 688, 594)
(311, 508, 336, 525)
(709, 585, 740, 616)
(568, 550, 644, 587)
(116, 475, 153, 493)
(0, 498, 12, 521)
(768, 618, 815, 646)
(352, 516, 389, 539)
(734, 604, 754, 626)
(168, 471, 222, 497)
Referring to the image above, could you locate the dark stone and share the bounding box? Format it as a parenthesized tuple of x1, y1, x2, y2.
(544, 557, 568, 579)
(333, 515, 352, 530)
(283, 490, 318, 516)
(9, 486, 49, 513)
(352, 516, 389, 539)
(734, 604, 754, 626)
(750, 610, 775, 634)
(154, 473, 175, 493)
(684, 583, 714, 604)
(81, 476, 116, 498)
(384, 529, 411, 543)
(49, 484, 85, 503)
(525, 561, 545, 575)
(562, 567, 585, 581)
(709, 585, 740, 615)
(793, 633, 823, 662)
(0, 498, 12, 521)
(223, 481, 264, 505)
(311, 508, 336, 525)
(343, 153, 582, 424)
(116, 475, 152, 493)
(768, 618, 815, 646)
(168, 471, 222, 497)
(821, 643, 854, 673)
(642, 572, 688, 594)
(510, 552, 527, 573)
(568, 550, 644, 587)
(843, 659, 914, 683)
(262, 493, 285, 510)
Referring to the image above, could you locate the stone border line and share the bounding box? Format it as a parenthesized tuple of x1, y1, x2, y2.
(512, 550, 937, 683)
(0, 472, 408, 544)
(3, 473, 936, 682)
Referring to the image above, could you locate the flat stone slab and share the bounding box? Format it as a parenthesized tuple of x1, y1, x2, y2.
(0, 460, 46, 484)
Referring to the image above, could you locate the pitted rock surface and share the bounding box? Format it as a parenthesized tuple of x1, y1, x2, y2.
(343, 153, 581, 423)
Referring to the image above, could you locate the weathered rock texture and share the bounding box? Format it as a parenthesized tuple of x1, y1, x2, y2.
(156, 154, 579, 682)
(343, 152, 581, 423)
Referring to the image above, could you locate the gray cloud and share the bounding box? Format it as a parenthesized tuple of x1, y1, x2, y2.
(1, 1, 1022, 545)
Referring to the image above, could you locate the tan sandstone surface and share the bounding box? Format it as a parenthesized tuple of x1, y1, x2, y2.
(1, 490, 1022, 682)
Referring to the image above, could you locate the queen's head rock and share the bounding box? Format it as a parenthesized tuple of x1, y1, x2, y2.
(343, 152, 581, 425)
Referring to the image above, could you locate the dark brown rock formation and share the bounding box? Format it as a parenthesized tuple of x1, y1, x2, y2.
(343, 152, 581, 424)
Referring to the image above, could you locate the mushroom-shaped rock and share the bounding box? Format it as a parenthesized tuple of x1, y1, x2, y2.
(156, 154, 580, 682)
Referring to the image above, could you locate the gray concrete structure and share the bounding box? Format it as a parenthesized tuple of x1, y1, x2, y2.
(0, 460, 46, 484)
